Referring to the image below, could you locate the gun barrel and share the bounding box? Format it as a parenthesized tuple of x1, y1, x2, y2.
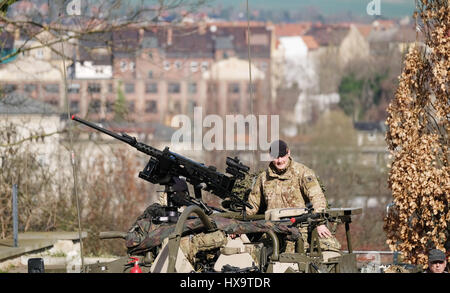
(71, 115, 135, 145)
(99, 231, 127, 239)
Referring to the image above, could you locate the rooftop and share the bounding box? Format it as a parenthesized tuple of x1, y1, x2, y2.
(301, 35, 319, 50)
(274, 22, 312, 38)
(304, 24, 350, 47)
(74, 23, 273, 60)
(0, 93, 59, 115)
(353, 121, 386, 133)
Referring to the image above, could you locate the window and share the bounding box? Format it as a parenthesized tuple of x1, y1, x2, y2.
(129, 62, 135, 72)
(163, 61, 171, 71)
(125, 83, 135, 94)
(173, 101, 181, 113)
(3, 84, 17, 94)
(68, 83, 80, 94)
(87, 83, 101, 94)
(89, 99, 101, 113)
(188, 82, 197, 94)
(148, 70, 153, 79)
(44, 84, 59, 93)
(106, 101, 114, 113)
(207, 83, 218, 95)
(35, 49, 44, 59)
(231, 99, 240, 113)
(168, 82, 180, 94)
(228, 83, 240, 94)
(174, 60, 182, 70)
(260, 61, 268, 71)
(368, 132, 377, 142)
(108, 83, 114, 93)
(120, 61, 127, 72)
(201, 61, 208, 72)
(247, 83, 256, 93)
(70, 100, 79, 113)
(145, 82, 158, 93)
(128, 101, 135, 113)
(47, 99, 59, 107)
(190, 61, 198, 72)
(187, 100, 197, 113)
(145, 100, 157, 113)
(24, 84, 36, 93)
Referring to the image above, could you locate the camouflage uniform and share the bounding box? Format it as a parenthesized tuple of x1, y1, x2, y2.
(246, 157, 341, 253)
(247, 157, 326, 215)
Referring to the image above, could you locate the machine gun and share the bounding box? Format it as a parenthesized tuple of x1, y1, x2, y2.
(71, 115, 252, 220)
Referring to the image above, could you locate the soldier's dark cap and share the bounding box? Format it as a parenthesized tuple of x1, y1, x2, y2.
(428, 249, 446, 262)
(269, 140, 289, 158)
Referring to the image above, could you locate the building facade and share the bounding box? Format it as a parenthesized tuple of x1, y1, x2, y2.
(1, 22, 275, 126)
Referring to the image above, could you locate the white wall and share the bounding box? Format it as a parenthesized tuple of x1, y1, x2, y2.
(278, 36, 318, 92)
(74, 61, 113, 79)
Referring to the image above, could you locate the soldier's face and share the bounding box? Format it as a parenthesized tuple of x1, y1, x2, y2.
(429, 260, 447, 273)
(272, 149, 290, 171)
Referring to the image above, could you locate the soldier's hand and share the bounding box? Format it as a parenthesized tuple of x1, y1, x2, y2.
(317, 224, 332, 238)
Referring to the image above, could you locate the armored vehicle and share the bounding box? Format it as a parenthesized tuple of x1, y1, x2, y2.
(69, 116, 362, 273)
(85, 206, 361, 273)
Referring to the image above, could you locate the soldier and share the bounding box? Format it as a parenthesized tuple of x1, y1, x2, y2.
(246, 140, 340, 253)
(425, 249, 448, 273)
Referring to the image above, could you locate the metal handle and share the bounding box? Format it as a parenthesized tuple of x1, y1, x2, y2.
(167, 206, 216, 272)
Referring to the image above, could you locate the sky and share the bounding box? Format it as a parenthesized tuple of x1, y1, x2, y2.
(8, 0, 416, 22)
(211, 0, 416, 19)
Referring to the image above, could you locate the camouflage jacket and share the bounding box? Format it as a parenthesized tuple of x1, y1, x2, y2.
(246, 157, 327, 216)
